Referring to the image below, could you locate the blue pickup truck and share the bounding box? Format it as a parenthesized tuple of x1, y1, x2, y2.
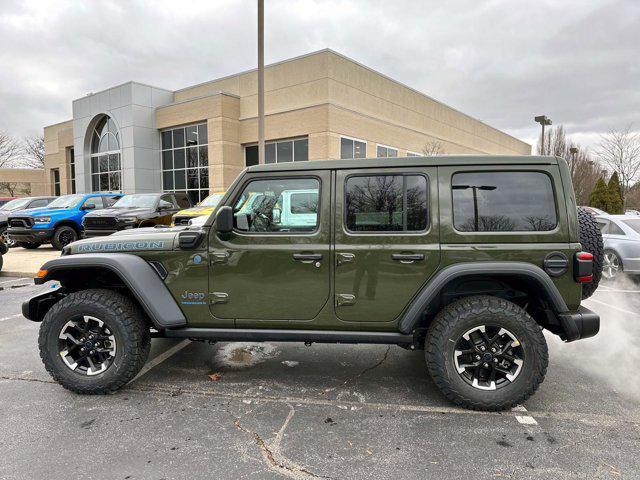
(7, 193, 122, 250)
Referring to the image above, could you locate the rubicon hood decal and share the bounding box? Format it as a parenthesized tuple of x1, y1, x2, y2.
(76, 240, 166, 252)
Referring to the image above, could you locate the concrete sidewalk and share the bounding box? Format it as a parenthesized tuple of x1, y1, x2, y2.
(0, 246, 60, 277)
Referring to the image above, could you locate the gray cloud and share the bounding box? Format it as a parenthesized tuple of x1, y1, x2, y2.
(0, 0, 638, 149)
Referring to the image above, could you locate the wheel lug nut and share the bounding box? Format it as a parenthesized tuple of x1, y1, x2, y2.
(493, 358, 498, 363)
(480, 346, 486, 351)
(483, 363, 489, 368)
(475, 355, 481, 360)
(491, 348, 496, 353)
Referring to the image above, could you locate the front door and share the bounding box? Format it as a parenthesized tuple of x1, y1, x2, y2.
(209, 172, 331, 322)
(334, 167, 440, 322)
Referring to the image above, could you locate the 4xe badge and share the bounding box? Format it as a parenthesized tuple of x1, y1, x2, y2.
(180, 291, 206, 305)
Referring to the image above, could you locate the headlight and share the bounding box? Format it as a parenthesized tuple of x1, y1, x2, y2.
(33, 217, 51, 224)
(117, 217, 137, 223)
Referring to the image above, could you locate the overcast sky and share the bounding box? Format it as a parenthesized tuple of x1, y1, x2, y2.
(0, 0, 638, 150)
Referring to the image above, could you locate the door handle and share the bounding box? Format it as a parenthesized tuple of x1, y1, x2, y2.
(293, 253, 323, 263)
(391, 253, 425, 263)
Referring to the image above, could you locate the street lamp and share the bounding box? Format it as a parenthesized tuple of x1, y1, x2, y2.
(534, 115, 552, 155)
(257, 0, 265, 164)
(452, 184, 497, 231)
(569, 146, 578, 176)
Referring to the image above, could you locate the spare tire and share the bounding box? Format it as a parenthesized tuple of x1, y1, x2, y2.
(578, 207, 604, 299)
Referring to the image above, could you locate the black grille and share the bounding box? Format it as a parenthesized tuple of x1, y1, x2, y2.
(173, 216, 191, 226)
(9, 217, 32, 228)
(84, 217, 118, 229)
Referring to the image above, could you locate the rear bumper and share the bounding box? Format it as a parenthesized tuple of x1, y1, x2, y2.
(7, 227, 54, 244)
(558, 305, 600, 342)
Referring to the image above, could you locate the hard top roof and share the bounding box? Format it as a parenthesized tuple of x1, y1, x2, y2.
(246, 155, 559, 173)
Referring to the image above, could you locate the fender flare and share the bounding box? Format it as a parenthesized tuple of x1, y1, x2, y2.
(26, 253, 187, 329)
(398, 262, 569, 334)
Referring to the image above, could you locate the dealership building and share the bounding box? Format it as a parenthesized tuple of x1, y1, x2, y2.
(40, 49, 530, 203)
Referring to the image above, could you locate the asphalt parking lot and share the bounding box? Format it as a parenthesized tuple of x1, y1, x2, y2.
(1, 278, 639, 480)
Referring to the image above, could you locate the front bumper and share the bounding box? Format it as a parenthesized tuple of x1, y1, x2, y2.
(7, 227, 54, 244)
(558, 305, 600, 342)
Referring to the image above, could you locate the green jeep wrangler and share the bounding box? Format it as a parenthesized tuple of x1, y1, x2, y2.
(24, 155, 603, 411)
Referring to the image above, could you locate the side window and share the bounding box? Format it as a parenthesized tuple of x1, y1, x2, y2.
(175, 194, 191, 208)
(609, 222, 625, 235)
(452, 172, 557, 232)
(104, 195, 120, 207)
(29, 199, 50, 208)
(233, 178, 320, 233)
(345, 174, 428, 232)
(83, 196, 104, 210)
(596, 220, 609, 234)
(159, 195, 176, 210)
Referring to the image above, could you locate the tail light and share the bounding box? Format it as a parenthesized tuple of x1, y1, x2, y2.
(574, 252, 593, 283)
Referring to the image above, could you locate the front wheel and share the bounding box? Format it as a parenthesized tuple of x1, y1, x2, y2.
(51, 225, 78, 250)
(38, 289, 151, 394)
(425, 296, 548, 411)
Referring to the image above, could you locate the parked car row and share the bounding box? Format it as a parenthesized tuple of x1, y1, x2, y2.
(2, 191, 226, 251)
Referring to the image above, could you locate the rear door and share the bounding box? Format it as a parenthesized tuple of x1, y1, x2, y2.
(334, 167, 440, 322)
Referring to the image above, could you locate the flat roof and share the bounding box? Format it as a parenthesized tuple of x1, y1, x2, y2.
(246, 155, 559, 173)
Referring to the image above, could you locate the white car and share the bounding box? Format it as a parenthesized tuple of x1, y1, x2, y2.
(595, 214, 640, 279)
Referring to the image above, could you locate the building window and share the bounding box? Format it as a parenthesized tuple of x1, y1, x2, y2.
(244, 137, 309, 167)
(406, 151, 421, 157)
(68, 148, 76, 194)
(161, 123, 209, 204)
(452, 171, 557, 232)
(90, 116, 122, 192)
(376, 145, 398, 158)
(52, 169, 61, 196)
(340, 136, 366, 159)
(345, 174, 428, 232)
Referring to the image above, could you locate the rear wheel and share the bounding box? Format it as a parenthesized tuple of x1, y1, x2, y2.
(0, 226, 15, 247)
(51, 225, 78, 250)
(38, 289, 151, 394)
(425, 296, 548, 411)
(602, 249, 622, 280)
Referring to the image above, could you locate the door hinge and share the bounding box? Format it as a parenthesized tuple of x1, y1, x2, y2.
(211, 251, 230, 265)
(209, 292, 229, 304)
(335, 293, 356, 307)
(336, 252, 355, 266)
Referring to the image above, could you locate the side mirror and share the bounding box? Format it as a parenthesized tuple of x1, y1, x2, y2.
(215, 206, 234, 233)
(82, 204, 96, 210)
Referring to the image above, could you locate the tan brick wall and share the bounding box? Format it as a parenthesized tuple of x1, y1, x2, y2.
(0, 168, 47, 196)
(42, 120, 74, 195)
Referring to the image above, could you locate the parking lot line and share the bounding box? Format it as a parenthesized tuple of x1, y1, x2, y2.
(585, 298, 640, 317)
(130, 339, 192, 382)
(0, 314, 23, 323)
(0, 277, 29, 285)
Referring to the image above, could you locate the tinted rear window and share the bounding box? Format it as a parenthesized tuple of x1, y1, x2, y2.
(452, 172, 557, 232)
(623, 219, 640, 234)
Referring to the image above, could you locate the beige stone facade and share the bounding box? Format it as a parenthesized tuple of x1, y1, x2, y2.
(42, 49, 530, 196)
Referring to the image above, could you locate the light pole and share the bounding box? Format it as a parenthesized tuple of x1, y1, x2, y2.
(257, 0, 265, 164)
(569, 146, 578, 176)
(452, 184, 497, 231)
(534, 115, 552, 155)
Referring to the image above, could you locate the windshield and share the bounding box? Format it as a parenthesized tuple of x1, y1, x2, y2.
(2, 198, 31, 210)
(112, 195, 157, 208)
(622, 219, 640, 234)
(199, 193, 224, 207)
(47, 194, 84, 209)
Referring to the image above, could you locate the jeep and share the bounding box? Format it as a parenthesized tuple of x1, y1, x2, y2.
(172, 192, 225, 226)
(23, 155, 603, 410)
(7, 193, 122, 250)
(82, 192, 192, 238)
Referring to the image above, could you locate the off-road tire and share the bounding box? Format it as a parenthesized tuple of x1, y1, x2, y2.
(18, 242, 40, 249)
(425, 295, 548, 411)
(38, 289, 151, 394)
(578, 207, 604, 299)
(51, 225, 78, 250)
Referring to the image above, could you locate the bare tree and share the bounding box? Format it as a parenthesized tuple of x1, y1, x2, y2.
(21, 135, 45, 169)
(595, 126, 640, 206)
(422, 140, 445, 156)
(0, 132, 20, 168)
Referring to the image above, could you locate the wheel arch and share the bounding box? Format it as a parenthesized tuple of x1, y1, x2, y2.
(52, 219, 81, 234)
(398, 262, 569, 334)
(23, 253, 187, 330)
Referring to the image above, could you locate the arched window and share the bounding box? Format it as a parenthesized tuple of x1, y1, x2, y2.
(90, 116, 122, 192)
